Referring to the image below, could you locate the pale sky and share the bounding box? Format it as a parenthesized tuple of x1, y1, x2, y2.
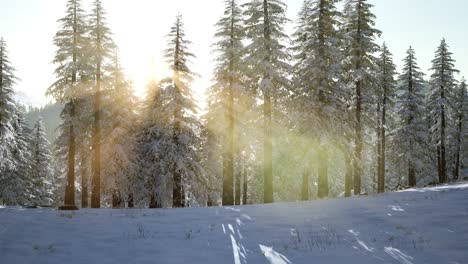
(1, 0, 467, 108)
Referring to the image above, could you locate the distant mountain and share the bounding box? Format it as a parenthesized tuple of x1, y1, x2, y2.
(24, 103, 63, 145)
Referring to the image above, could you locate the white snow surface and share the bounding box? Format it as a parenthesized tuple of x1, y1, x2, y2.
(1, 183, 468, 264)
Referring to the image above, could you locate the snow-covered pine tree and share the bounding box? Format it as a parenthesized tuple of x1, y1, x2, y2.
(291, 0, 346, 199)
(101, 52, 138, 208)
(375, 43, 397, 192)
(210, 0, 245, 206)
(452, 79, 467, 180)
(342, 0, 381, 195)
(88, 0, 116, 208)
(243, 0, 291, 203)
(162, 15, 204, 207)
(428, 39, 459, 184)
(51, 109, 71, 205)
(9, 108, 32, 205)
(48, 0, 89, 208)
(29, 118, 53, 205)
(137, 78, 167, 208)
(394, 47, 428, 187)
(0, 38, 19, 201)
(200, 115, 223, 206)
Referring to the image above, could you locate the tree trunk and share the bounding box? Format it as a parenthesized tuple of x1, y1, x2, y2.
(149, 193, 161, 208)
(235, 166, 241, 205)
(242, 167, 248, 205)
(408, 160, 416, 187)
(437, 145, 442, 182)
(80, 146, 88, 208)
(222, 1, 236, 206)
(344, 150, 353, 197)
(301, 168, 309, 201)
(454, 109, 463, 180)
(127, 193, 134, 208)
(440, 85, 447, 183)
(64, 102, 76, 206)
(91, 9, 102, 208)
(353, 79, 363, 195)
(377, 101, 383, 193)
(317, 146, 329, 199)
(263, 0, 274, 204)
(207, 195, 215, 207)
(172, 165, 183, 207)
(379, 96, 387, 193)
(112, 192, 122, 208)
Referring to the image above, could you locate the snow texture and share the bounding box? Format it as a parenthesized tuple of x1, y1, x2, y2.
(1, 183, 468, 263)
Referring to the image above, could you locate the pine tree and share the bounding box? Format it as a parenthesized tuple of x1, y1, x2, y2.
(0, 38, 18, 191)
(48, 0, 89, 208)
(243, 0, 290, 203)
(0, 40, 31, 205)
(200, 118, 222, 206)
(342, 0, 381, 195)
(163, 15, 204, 207)
(375, 43, 397, 192)
(10, 108, 32, 205)
(453, 79, 467, 180)
(137, 79, 166, 208)
(30, 118, 53, 205)
(394, 47, 427, 187)
(210, 0, 244, 206)
(101, 52, 137, 208)
(292, 0, 345, 199)
(88, 0, 115, 208)
(428, 39, 459, 184)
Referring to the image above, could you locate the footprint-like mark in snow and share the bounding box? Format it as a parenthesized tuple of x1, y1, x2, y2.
(230, 234, 242, 264)
(241, 214, 253, 221)
(225, 207, 241, 212)
(384, 247, 413, 264)
(259, 245, 292, 264)
(388, 205, 405, 212)
(356, 239, 374, 252)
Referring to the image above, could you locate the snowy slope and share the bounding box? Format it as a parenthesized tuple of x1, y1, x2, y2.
(1, 183, 468, 264)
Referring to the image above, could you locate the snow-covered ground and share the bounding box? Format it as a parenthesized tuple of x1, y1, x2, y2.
(1, 183, 468, 264)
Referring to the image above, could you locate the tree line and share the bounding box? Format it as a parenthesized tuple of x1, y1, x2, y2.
(0, 0, 466, 208)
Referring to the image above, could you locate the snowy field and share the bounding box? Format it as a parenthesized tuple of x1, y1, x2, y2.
(1, 183, 468, 264)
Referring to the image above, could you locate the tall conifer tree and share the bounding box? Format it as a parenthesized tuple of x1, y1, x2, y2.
(88, 0, 115, 208)
(453, 79, 467, 180)
(342, 0, 381, 195)
(0, 38, 18, 184)
(375, 43, 397, 192)
(30, 118, 53, 205)
(428, 39, 459, 184)
(292, 0, 345, 199)
(210, 0, 244, 205)
(243, 0, 290, 203)
(48, 0, 89, 208)
(163, 15, 204, 207)
(394, 47, 427, 187)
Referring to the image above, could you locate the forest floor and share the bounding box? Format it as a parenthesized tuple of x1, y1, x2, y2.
(1, 183, 468, 264)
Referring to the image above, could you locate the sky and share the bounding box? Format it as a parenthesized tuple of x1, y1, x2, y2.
(1, 0, 467, 108)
